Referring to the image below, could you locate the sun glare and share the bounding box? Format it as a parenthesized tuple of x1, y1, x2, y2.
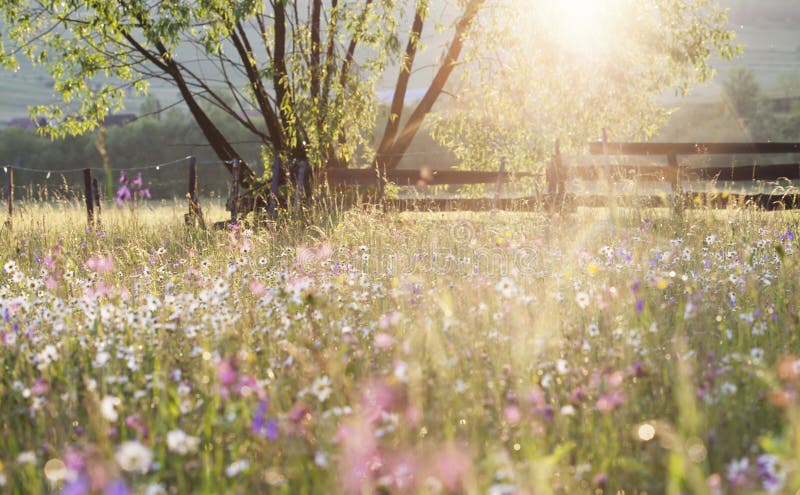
(548, 0, 618, 58)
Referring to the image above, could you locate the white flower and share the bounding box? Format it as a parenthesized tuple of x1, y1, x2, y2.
(556, 359, 570, 375)
(314, 450, 328, 468)
(100, 396, 122, 422)
(115, 441, 152, 474)
(750, 347, 765, 364)
(720, 382, 738, 395)
(495, 277, 516, 298)
(36, 344, 58, 370)
(225, 459, 250, 478)
(3, 260, 17, 273)
(393, 361, 409, 383)
(575, 292, 590, 309)
(560, 405, 576, 416)
(726, 457, 749, 482)
(488, 484, 518, 495)
(16, 451, 37, 464)
(143, 483, 167, 495)
(94, 351, 111, 368)
(310, 376, 333, 402)
(166, 429, 200, 455)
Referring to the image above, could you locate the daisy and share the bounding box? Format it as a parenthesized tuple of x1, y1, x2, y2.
(575, 292, 590, 309)
(115, 441, 152, 474)
(495, 277, 516, 298)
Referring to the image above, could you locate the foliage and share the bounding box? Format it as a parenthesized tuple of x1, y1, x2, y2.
(0, 0, 488, 193)
(659, 68, 800, 143)
(0, 0, 408, 176)
(723, 67, 761, 120)
(432, 0, 738, 174)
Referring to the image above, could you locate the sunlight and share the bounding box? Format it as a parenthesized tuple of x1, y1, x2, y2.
(545, 0, 621, 59)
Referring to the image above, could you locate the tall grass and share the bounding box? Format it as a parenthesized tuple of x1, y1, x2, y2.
(1, 200, 799, 494)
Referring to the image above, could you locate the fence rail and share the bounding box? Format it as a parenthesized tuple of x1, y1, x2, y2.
(325, 168, 537, 186)
(5, 137, 800, 228)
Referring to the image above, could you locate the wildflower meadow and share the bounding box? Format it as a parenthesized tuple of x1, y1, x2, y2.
(2, 201, 800, 494)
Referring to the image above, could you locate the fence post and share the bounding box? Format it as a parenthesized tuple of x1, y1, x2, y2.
(493, 158, 506, 210)
(92, 177, 101, 217)
(547, 140, 564, 211)
(602, 128, 617, 218)
(5, 166, 13, 226)
(667, 153, 681, 214)
(185, 157, 205, 229)
(83, 168, 95, 228)
(230, 159, 240, 223)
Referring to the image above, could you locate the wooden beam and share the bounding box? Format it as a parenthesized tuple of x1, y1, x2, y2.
(326, 168, 536, 186)
(685, 163, 800, 181)
(589, 142, 800, 156)
(567, 166, 668, 181)
(384, 197, 538, 211)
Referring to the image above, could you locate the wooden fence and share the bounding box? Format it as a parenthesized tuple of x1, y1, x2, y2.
(324, 139, 800, 212)
(5, 138, 800, 230)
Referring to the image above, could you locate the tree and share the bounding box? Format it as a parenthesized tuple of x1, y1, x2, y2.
(431, 0, 738, 173)
(0, 0, 736, 210)
(0, 0, 486, 210)
(723, 67, 761, 121)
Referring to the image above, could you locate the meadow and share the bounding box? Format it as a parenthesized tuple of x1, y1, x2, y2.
(1, 200, 800, 494)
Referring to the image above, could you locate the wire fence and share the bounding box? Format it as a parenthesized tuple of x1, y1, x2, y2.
(0, 156, 263, 175)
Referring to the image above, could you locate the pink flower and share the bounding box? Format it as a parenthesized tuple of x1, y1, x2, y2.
(217, 358, 238, 387)
(32, 377, 50, 396)
(379, 450, 419, 493)
(596, 390, 625, 413)
(86, 256, 114, 273)
(373, 333, 395, 350)
(503, 404, 522, 425)
(379, 311, 402, 330)
(360, 380, 398, 423)
(428, 443, 473, 492)
(249, 280, 267, 296)
(335, 417, 381, 495)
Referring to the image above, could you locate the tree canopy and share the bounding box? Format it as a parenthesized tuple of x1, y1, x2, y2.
(432, 0, 738, 172)
(0, 0, 737, 194)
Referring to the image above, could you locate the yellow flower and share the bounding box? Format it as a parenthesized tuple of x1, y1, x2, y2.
(656, 279, 668, 290)
(587, 263, 599, 275)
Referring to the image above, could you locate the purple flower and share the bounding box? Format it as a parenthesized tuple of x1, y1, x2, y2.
(104, 479, 131, 495)
(251, 400, 279, 440)
(132, 173, 143, 188)
(635, 299, 644, 313)
(115, 185, 131, 206)
(60, 474, 90, 495)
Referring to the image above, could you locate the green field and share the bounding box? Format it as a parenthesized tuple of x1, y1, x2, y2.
(1, 201, 800, 493)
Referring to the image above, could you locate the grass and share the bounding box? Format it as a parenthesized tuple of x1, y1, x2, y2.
(1, 200, 800, 494)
